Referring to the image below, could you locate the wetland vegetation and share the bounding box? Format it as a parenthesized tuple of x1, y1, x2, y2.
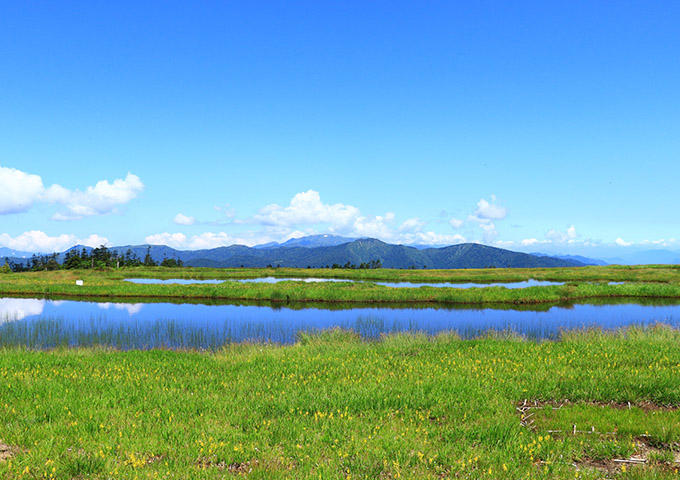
(1, 265, 680, 305)
(2, 265, 680, 478)
(1, 327, 679, 478)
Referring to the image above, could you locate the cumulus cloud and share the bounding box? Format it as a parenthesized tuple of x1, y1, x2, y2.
(0, 231, 109, 253)
(464, 195, 509, 243)
(173, 213, 196, 226)
(145, 231, 273, 249)
(250, 190, 404, 241)
(49, 173, 144, 220)
(350, 213, 396, 239)
(184, 232, 239, 250)
(546, 225, 578, 245)
(473, 195, 508, 220)
(0, 166, 143, 220)
(145, 233, 189, 249)
(145, 191, 515, 250)
(401, 232, 466, 246)
(478, 221, 499, 242)
(639, 238, 678, 247)
(0, 167, 46, 214)
(253, 190, 360, 229)
(449, 217, 463, 229)
(399, 217, 426, 232)
(615, 237, 633, 247)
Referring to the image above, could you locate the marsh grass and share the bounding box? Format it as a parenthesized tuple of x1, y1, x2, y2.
(2, 266, 680, 305)
(0, 325, 679, 478)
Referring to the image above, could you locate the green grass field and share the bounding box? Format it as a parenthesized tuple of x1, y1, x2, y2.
(1, 326, 679, 479)
(1, 265, 680, 305)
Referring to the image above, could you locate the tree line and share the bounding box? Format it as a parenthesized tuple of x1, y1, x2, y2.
(2, 245, 183, 272)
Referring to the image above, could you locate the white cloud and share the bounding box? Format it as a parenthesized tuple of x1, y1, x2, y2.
(186, 232, 238, 249)
(478, 221, 499, 242)
(473, 195, 508, 220)
(144, 191, 517, 250)
(254, 190, 360, 229)
(493, 240, 517, 248)
(145, 233, 189, 249)
(639, 238, 678, 247)
(173, 213, 196, 226)
(521, 238, 542, 246)
(464, 195, 509, 243)
(615, 237, 633, 247)
(546, 225, 578, 245)
(0, 166, 46, 214)
(399, 217, 426, 232)
(80, 234, 110, 248)
(348, 214, 395, 239)
(0, 166, 143, 220)
(449, 217, 463, 229)
(145, 231, 268, 249)
(49, 173, 144, 220)
(401, 232, 466, 246)
(250, 190, 404, 241)
(0, 231, 109, 253)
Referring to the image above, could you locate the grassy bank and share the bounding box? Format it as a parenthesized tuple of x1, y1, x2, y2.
(1, 326, 679, 479)
(1, 266, 680, 305)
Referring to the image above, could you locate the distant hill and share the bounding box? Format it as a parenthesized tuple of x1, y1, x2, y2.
(620, 249, 680, 265)
(533, 253, 608, 266)
(5, 237, 586, 270)
(10, 237, 680, 268)
(0, 247, 35, 259)
(597, 249, 680, 266)
(176, 238, 583, 269)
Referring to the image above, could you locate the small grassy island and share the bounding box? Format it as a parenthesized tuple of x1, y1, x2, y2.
(1, 264, 680, 305)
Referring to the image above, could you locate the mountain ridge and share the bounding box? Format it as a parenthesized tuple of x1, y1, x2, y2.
(3, 238, 584, 269)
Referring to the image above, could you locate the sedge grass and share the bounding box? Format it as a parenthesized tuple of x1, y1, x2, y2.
(2, 266, 680, 305)
(0, 325, 679, 478)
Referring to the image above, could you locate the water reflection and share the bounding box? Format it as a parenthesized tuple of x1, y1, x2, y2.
(372, 279, 564, 289)
(98, 302, 144, 315)
(233, 277, 355, 284)
(125, 278, 224, 285)
(0, 297, 679, 349)
(0, 298, 45, 322)
(125, 277, 565, 288)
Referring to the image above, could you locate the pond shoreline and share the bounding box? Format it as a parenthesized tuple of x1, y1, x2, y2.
(2, 266, 680, 306)
(2, 288, 680, 306)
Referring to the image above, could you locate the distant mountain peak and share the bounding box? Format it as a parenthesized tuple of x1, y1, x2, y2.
(256, 234, 358, 249)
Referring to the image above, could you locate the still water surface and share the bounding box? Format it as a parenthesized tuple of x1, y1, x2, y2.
(0, 297, 678, 349)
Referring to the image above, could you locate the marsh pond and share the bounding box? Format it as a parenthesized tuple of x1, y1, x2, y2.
(1, 296, 679, 349)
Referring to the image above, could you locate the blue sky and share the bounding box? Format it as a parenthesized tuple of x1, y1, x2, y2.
(1, 1, 679, 256)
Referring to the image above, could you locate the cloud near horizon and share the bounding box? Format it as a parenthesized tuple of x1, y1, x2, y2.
(465, 195, 509, 243)
(545, 225, 578, 245)
(0, 166, 143, 220)
(143, 190, 471, 249)
(0, 231, 109, 253)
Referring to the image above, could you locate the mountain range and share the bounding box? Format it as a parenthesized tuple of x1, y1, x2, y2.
(3, 236, 584, 269)
(5, 235, 680, 268)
